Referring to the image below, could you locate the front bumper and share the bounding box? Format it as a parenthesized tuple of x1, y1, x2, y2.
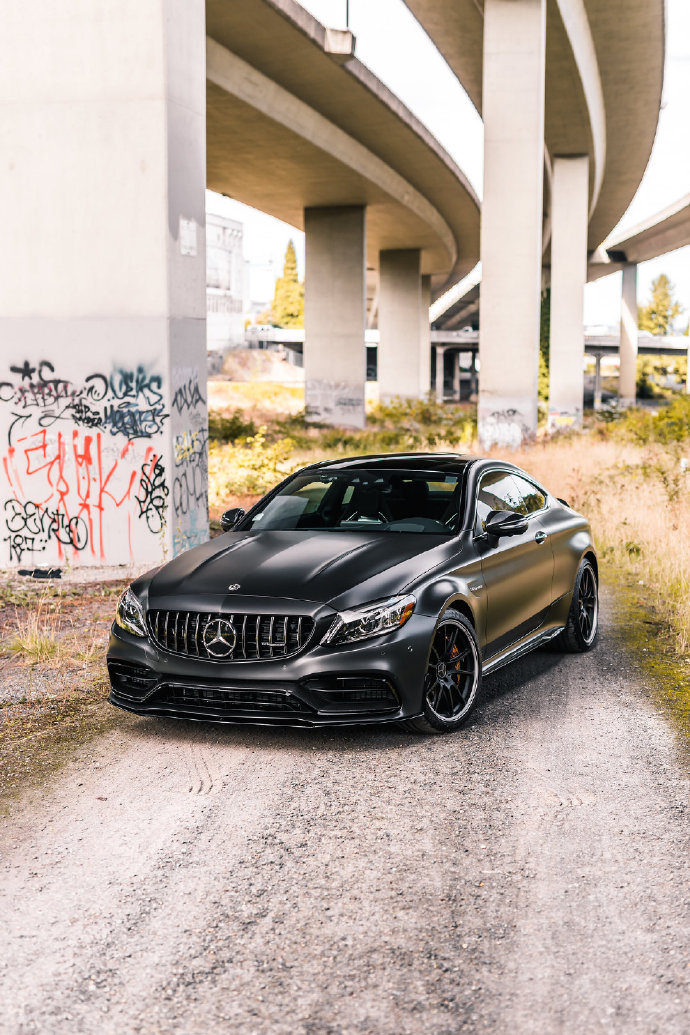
(106, 612, 436, 727)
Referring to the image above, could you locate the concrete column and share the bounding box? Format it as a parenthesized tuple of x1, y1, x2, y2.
(470, 350, 479, 400)
(304, 206, 366, 427)
(593, 354, 603, 411)
(421, 275, 432, 399)
(453, 353, 461, 402)
(378, 249, 428, 402)
(619, 264, 638, 407)
(435, 347, 445, 404)
(478, 0, 546, 449)
(0, 0, 207, 569)
(547, 155, 590, 432)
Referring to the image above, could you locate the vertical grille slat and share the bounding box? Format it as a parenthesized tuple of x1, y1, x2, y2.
(147, 610, 314, 662)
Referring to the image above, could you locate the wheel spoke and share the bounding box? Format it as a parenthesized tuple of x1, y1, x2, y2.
(423, 620, 478, 721)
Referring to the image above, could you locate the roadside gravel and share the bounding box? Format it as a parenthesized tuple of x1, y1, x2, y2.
(1, 586, 688, 1035)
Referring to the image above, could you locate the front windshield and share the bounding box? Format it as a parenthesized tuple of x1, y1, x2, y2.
(242, 469, 462, 534)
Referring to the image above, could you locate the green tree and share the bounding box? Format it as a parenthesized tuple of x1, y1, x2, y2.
(538, 287, 550, 405)
(638, 273, 683, 336)
(272, 240, 304, 327)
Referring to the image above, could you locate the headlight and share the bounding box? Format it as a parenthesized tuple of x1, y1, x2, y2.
(115, 588, 147, 638)
(321, 594, 415, 646)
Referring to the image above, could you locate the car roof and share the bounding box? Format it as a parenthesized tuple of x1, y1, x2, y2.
(311, 452, 477, 475)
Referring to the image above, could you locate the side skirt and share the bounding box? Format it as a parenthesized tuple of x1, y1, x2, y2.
(482, 624, 564, 677)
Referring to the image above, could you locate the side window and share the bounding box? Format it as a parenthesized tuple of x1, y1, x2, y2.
(511, 475, 546, 515)
(475, 470, 523, 531)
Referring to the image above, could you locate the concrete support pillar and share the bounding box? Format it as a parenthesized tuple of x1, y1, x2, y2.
(304, 206, 366, 427)
(452, 353, 461, 402)
(619, 264, 638, 407)
(0, 0, 207, 568)
(593, 354, 603, 411)
(435, 347, 445, 404)
(470, 351, 479, 400)
(421, 275, 432, 399)
(478, 0, 546, 449)
(378, 249, 428, 402)
(547, 155, 590, 432)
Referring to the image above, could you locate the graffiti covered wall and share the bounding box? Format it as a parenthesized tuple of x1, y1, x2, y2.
(0, 349, 208, 569)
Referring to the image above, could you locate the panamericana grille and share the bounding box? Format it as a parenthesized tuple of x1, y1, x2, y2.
(147, 610, 315, 661)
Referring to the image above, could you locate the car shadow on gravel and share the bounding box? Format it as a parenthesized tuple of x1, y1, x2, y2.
(120, 709, 416, 753)
(116, 638, 593, 755)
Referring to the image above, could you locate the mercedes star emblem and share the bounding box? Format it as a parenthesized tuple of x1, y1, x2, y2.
(202, 617, 237, 658)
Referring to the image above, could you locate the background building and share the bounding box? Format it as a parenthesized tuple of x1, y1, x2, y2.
(206, 213, 245, 351)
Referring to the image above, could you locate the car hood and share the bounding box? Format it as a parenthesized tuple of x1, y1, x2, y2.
(144, 530, 450, 612)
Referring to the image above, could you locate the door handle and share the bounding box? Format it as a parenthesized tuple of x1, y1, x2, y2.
(534, 530, 547, 545)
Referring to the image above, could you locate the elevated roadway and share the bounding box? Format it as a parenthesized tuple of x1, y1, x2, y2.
(205, 0, 481, 423)
(404, 0, 664, 445)
(206, 0, 480, 302)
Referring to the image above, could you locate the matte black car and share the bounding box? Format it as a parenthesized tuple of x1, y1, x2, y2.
(107, 453, 598, 734)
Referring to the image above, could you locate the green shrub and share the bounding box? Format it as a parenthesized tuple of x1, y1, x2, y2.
(208, 408, 256, 442)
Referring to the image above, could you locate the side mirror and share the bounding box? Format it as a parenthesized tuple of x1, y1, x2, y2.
(484, 509, 528, 538)
(220, 507, 245, 532)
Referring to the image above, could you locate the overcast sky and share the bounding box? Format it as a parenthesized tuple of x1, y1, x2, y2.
(208, 0, 690, 328)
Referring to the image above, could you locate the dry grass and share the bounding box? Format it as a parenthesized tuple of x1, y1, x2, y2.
(488, 432, 690, 654)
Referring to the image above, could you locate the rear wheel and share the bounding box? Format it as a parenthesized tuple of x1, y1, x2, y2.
(555, 558, 599, 653)
(404, 609, 481, 734)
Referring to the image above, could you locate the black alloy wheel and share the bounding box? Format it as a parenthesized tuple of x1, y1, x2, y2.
(405, 609, 481, 734)
(556, 558, 599, 652)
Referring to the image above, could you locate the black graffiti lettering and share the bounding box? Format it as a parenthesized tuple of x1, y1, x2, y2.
(172, 467, 208, 518)
(3, 499, 89, 561)
(70, 400, 103, 428)
(10, 360, 36, 380)
(171, 376, 205, 414)
(135, 456, 169, 534)
(101, 402, 168, 439)
(83, 372, 109, 402)
(2, 360, 170, 441)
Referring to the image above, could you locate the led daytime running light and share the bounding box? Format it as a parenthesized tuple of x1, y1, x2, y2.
(322, 594, 416, 646)
(115, 588, 147, 638)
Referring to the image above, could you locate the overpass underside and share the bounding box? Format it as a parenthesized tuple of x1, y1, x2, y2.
(0, 0, 664, 570)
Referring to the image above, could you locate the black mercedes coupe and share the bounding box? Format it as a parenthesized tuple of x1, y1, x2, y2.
(108, 453, 598, 734)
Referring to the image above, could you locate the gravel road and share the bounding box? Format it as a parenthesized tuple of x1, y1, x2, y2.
(1, 587, 689, 1035)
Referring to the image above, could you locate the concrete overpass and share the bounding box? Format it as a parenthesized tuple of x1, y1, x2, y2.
(0, 0, 667, 568)
(435, 191, 690, 412)
(205, 0, 480, 426)
(405, 0, 665, 446)
(0, 0, 483, 569)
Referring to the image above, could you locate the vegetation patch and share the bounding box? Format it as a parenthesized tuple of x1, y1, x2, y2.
(0, 578, 128, 813)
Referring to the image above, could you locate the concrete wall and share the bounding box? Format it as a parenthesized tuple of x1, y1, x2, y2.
(0, 0, 207, 569)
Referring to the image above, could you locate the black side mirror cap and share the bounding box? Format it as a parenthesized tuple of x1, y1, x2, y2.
(220, 507, 245, 532)
(484, 509, 528, 538)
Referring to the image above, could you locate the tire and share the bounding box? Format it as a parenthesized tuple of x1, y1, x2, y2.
(555, 558, 599, 653)
(404, 609, 482, 734)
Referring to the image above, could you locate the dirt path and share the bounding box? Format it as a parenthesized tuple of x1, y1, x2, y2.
(1, 587, 688, 1035)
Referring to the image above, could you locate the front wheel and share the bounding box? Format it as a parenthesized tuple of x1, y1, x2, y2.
(555, 558, 599, 653)
(404, 609, 482, 734)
